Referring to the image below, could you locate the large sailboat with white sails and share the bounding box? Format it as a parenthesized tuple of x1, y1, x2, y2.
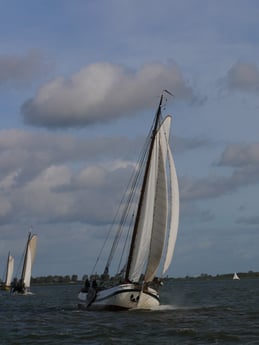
(78, 90, 179, 310)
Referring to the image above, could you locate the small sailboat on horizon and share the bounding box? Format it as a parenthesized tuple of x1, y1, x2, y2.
(11, 232, 37, 295)
(233, 272, 240, 280)
(1, 252, 14, 291)
(78, 90, 179, 310)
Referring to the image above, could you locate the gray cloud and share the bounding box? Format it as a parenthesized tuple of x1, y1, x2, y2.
(0, 128, 214, 228)
(218, 143, 259, 167)
(225, 61, 259, 92)
(174, 136, 212, 153)
(0, 129, 141, 186)
(237, 215, 259, 225)
(180, 203, 215, 223)
(180, 166, 259, 202)
(2, 129, 259, 228)
(181, 142, 259, 201)
(21, 61, 196, 128)
(0, 51, 52, 87)
(0, 129, 141, 225)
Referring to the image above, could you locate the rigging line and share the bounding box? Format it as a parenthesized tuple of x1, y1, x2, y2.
(91, 128, 152, 275)
(103, 131, 151, 272)
(117, 212, 135, 274)
(15, 241, 27, 279)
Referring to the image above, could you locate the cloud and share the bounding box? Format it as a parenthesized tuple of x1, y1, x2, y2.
(180, 203, 215, 223)
(0, 128, 216, 227)
(237, 215, 259, 225)
(225, 61, 259, 92)
(21, 61, 196, 128)
(0, 198, 12, 220)
(0, 129, 140, 186)
(218, 143, 259, 167)
(181, 142, 259, 201)
(0, 129, 139, 225)
(180, 175, 231, 201)
(174, 136, 212, 153)
(0, 51, 52, 88)
(2, 129, 259, 230)
(180, 168, 259, 202)
(7, 161, 133, 226)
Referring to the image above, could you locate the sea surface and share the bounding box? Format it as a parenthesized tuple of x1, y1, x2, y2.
(1, 279, 259, 344)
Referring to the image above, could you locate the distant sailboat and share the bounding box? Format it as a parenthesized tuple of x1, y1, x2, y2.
(78, 90, 179, 310)
(11, 232, 37, 295)
(233, 272, 240, 280)
(1, 252, 14, 290)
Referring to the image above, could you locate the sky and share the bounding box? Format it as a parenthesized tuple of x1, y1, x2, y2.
(1, 0, 259, 279)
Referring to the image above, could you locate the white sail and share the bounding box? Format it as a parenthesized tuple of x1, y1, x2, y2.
(145, 117, 171, 281)
(22, 235, 37, 288)
(128, 138, 158, 281)
(233, 272, 240, 280)
(162, 144, 179, 274)
(5, 253, 14, 287)
(29, 235, 37, 266)
(128, 116, 175, 282)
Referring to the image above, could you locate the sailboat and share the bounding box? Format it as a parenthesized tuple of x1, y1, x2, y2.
(78, 90, 179, 310)
(233, 272, 240, 280)
(11, 232, 37, 295)
(1, 252, 14, 290)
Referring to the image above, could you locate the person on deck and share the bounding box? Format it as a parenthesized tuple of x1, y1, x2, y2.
(83, 278, 90, 292)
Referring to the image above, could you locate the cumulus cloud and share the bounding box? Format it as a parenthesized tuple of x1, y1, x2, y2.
(0, 129, 139, 225)
(2, 128, 259, 228)
(0, 51, 52, 87)
(0, 129, 140, 185)
(21, 61, 196, 128)
(225, 61, 259, 92)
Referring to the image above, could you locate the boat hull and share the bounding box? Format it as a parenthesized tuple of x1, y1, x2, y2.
(78, 283, 160, 310)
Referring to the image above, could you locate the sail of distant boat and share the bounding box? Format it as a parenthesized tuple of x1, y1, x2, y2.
(1, 252, 14, 290)
(233, 272, 240, 280)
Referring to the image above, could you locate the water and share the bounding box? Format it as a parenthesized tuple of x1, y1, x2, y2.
(1, 279, 259, 344)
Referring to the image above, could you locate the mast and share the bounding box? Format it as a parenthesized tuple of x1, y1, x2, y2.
(21, 232, 31, 282)
(125, 91, 166, 281)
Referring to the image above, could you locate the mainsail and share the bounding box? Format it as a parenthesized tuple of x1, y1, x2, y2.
(127, 116, 177, 282)
(21, 233, 37, 288)
(4, 252, 14, 287)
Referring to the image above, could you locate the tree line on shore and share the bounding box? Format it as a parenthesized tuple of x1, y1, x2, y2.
(31, 274, 80, 284)
(28, 270, 259, 285)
